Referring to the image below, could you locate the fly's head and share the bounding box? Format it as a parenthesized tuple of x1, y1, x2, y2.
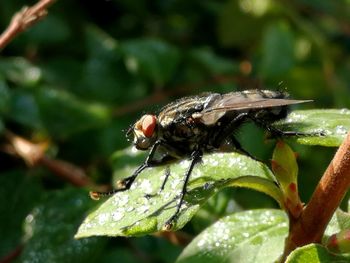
(128, 114, 158, 150)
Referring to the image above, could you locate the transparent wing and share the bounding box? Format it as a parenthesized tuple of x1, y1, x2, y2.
(204, 98, 312, 112)
(200, 92, 311, 125)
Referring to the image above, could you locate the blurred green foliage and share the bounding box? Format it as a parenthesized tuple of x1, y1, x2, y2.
(0, 0, 350, 262)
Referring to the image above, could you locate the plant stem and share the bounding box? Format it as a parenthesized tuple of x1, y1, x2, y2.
(283, 131, 350, 259)
(0, 0, 56, 50)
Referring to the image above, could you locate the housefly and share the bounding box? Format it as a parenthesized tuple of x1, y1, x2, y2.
(91, 89, 314, 229)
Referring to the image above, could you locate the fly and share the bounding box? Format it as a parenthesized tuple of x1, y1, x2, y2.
(90, 89, 317, 229)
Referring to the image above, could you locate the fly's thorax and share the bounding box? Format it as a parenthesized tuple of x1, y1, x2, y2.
(158, 93, 216, 127)
(132, 114, 158, 150)
(159, 116, 212, 154)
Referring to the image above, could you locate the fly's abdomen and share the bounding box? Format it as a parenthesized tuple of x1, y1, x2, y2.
(250, 106, 289, 122)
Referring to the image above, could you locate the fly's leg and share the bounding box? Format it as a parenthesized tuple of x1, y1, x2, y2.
(160, 166, 171, 192)
(213, 113, 249, 148)
(90, 140, 163, 200)
(229, 136, 260, 161)
(212, 112, 260, 160)
(248, 116, 325, 138)
(144, 166, 171, 199)
(164, 150, 202, 230)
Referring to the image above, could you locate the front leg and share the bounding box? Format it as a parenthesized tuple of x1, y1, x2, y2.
(90, 140, 165, 199)
(164, 150, 202, 230)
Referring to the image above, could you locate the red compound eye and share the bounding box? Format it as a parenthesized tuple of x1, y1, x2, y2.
(141, 115, 157, 138)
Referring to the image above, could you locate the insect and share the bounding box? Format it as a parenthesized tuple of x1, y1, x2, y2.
(91, 89, 313, 229)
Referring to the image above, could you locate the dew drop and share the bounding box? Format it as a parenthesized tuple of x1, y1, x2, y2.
(98, 213, 109, 225)
(335, 125, 348, 135)
(340, 108, 350, 114)
(197, 239, 206, 247)
(126, 206, 135, 212)
(171, 179, 181, 189)
(203, 182, 214, 190)
(210, 159, 219, 166)
(180, 159, 190, 168)
(242, 232, 250, 238)
(130, 182, 138, 190)
(112, 211, 124, 221)
(119, 195, 129, 206)
(137, 205, 150, 214)
(290, 113, 305, 122)
(192, 169, 202, 178)
(162, 192, 171, 200)
(160, 174, 166, 181)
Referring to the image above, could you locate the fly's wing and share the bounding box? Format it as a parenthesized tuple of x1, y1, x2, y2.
(200, 92, 312, 125)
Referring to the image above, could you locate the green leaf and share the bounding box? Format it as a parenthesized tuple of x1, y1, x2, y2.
(260, 22, 295, 78)
(99, 248, 140, 263)
(76, 152, 276, 238)
(35, 88, 111, 139)
(8, 90, 43, 129)
(121, 38, 180, 86)
(325, 209, 350, 238)
(274, 109, 350, 147)
(0, 57, 42, 87)
(18, 188, 107, 263)
(271, 141, 303, 218)
(217, 0, 267, 47)
(188, 48, 238, 75)
(78, 26, 147, 104)
(324, 209, 350, 252)
(225, 176, 284, 209)
(176, 209, 288, 263)
(0, 170, 43, 259)
(0, 118, 4, 134)
(326, 229, 350, 253)
(24, 15, 70, 45)
(272, 141, 298, 184)
(0, 76, 10, 115)
(110, 147, 148, 182)
(285, 244, 350, 263)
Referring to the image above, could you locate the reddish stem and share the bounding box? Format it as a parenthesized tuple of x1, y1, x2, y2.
(283, 131, 350, 259)
(38, 157, 91, 187)
(0, 245, 23, 263)
(0, 0, 56, 50)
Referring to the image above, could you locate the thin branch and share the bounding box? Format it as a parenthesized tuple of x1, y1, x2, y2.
(283, 131, 350, 259)
(154, 231, 193, 246)
(38, 157, 91, 187)
(0, 244, 23, 263)
(0, 0, 56, 50)
(3, 131, 92, 187)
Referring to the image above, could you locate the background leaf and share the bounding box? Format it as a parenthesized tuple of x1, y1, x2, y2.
(260, 22, 296, 78)
(285, 244, 350, 263)
(176, 209, 288, 263)
(0, 170, 43, 259)
(324, 208, 350, 245)
(35, 88, 111, 139)
(121, 39, 181, 86)
(18, 188, 107, 263)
